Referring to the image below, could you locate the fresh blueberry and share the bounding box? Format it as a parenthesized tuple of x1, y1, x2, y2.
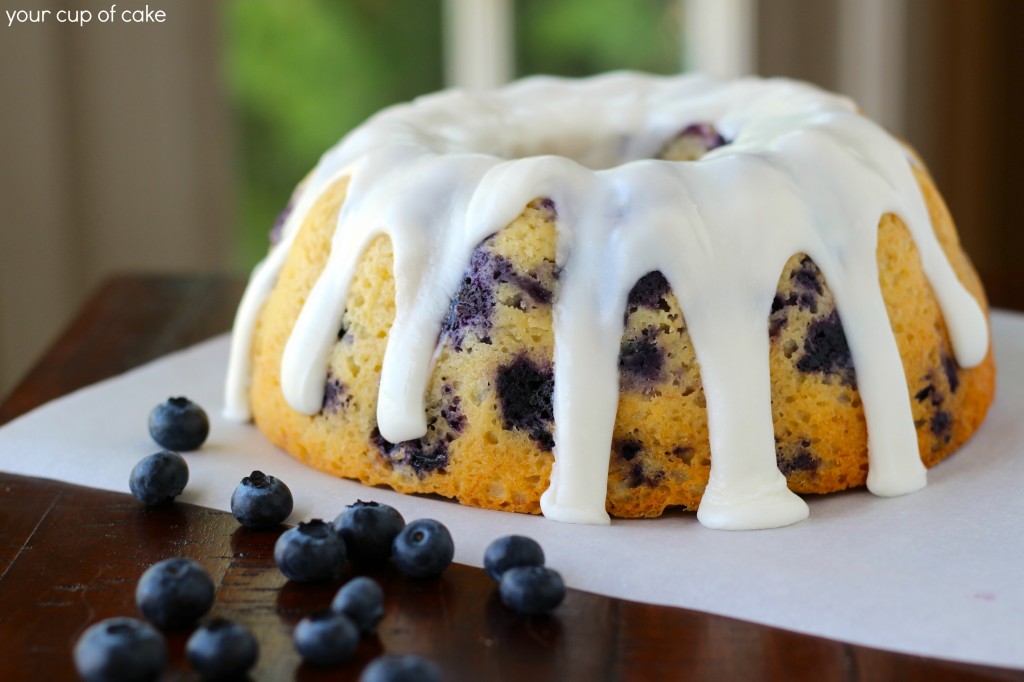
(331, 576, 384, 634)
(274, 519, 346, 583)
(293, 611, 358, 667)
(186, 618, 259, 681)
(135, 557, 215, 630)
(359, 654, 442, 682)
(333, 501, 405, 566)
(483, 535, 545, 582)
(73, 617, 166, 682)
(148, 397, 210, 451)
(391, 519, 454, 579)
(499, 566, 566, 615)
(129, 451, 188, 506)
(231, 470, 294, 528)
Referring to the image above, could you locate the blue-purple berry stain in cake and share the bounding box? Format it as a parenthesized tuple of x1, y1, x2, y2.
(614, 439, 665, 488)
(495, 355, 555, 451)
(775, 439, 820, 476)
(619, 334, 664, 388)
(371, 428, 449, 475)
(785, 257, 825, 313)
(439, 384, 467, 433)
(617, 439, 643, 462)
(441, 242, 553, 350)
(657, 122, 729, 161)
(796, 310, 856, 387)
(770, 257, 828, 337)
(626, 271, 671, 314)
(370, 384, 464, 475)
(930, 410, 953, 443)
(321, 370, 351, 415)
(942, 353, 960, 393)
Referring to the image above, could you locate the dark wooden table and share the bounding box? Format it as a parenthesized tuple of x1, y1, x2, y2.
(1, 275, 1021, 682)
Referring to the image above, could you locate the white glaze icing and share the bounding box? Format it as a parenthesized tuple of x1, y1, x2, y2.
(224, 73, 989, 530)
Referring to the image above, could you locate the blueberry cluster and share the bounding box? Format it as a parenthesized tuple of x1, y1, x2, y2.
(290, 570, 440, 679)
(129, 396, 211, 507)
(74, 558, 257, 682)
(290, 571, 439, 679)
(269, 501, 456, 587)
(485, 535, 566, 615)
(247, 497, 452, 674)
(111, 398, 565, 681)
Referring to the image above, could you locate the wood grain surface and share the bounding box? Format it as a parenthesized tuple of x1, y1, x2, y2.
(0, 275, 1020, 682)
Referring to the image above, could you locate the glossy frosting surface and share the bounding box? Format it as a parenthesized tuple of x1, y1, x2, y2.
(225, 73, 988, 530)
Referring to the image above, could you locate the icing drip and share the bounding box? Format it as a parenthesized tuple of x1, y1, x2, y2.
(224, 73, 989, 530)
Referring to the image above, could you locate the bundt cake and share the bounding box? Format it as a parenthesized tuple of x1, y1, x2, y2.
(225, 73, 995, 530)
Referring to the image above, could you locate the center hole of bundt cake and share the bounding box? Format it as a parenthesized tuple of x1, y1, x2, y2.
(656, 123, 729, 161)
(495, 122, 728, 169)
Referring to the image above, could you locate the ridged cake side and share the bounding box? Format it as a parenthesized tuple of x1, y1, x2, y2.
(246, 163, 994, 518)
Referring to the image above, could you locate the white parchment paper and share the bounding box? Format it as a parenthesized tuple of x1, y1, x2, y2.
(2, 312, 1022, 669)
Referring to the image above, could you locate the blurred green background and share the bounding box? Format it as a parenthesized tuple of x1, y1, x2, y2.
(223, 0, 681, 268)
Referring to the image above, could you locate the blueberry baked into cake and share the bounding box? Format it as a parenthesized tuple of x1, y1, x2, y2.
(225, 73, 995, 530)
